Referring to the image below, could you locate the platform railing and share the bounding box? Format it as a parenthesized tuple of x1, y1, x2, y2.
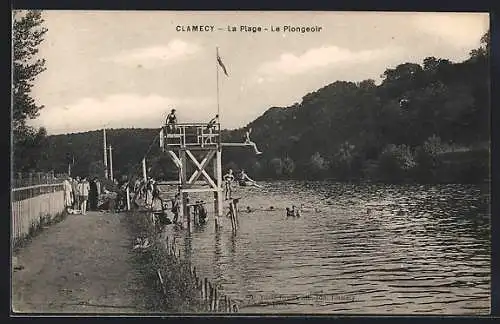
(162, 123, 221, 149)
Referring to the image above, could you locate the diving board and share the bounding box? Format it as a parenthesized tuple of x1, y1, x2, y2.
(221, 143, 253, 146)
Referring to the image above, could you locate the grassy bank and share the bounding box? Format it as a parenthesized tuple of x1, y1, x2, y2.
(125, 209, 206, 313)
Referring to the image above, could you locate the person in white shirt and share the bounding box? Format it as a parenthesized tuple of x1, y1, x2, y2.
(63, 176, 73, 210)
(79, 177, 91, 215)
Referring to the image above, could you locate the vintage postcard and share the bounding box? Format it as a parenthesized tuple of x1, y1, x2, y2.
(11, 10, 490, 315)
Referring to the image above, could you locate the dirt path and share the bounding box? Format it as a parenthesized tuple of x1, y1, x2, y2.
(12, 211, 161, 314)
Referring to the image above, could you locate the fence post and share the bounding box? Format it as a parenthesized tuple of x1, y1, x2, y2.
(126, 186, 131, 211)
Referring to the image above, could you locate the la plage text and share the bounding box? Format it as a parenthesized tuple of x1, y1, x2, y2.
(176, 25, 323, 33)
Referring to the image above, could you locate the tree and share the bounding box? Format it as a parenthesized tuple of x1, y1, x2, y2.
(13, 10, 48, 171)
(469, 30, 489, 60)
(282, 156, 296, 177)
(269, 158, 284, 178)
(13, 10, 47, 130)
(308, 152, 329, 179)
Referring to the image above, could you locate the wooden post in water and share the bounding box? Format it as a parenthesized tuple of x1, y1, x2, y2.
(126, 186, 131, 211)
(202, 278, 206, 300)
(209, 283, 214, 311)
(229, 201, 236, 231)
(215, 287, 219, 312)
(215, 148, 223, 228)
(186, 203, 192, 233)
(204, 278, 209, 303)
(233, 198, 239, 224)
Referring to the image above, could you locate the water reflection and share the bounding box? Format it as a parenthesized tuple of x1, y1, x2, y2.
(160, 182, 490, 314)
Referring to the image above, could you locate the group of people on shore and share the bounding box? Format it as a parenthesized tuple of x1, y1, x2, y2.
(62, 176, 100, 215)
(131, 176, 211, 227)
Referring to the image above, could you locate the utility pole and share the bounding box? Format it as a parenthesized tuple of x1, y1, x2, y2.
(103, 128, 108, 179)
(108, 145, 114, 181)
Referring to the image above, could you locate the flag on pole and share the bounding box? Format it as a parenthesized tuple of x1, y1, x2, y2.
(217, 51, 229, 77)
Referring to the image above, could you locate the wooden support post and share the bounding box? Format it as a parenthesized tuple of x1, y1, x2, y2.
(142, 158, 147, 182)
(215, 287, 219, 312)
(209, 283, 214, 311)
(186, 196, 191, 233)
(233, 198, 239, 225)
(229, 202, 235, 231)
(180, 150, 187, 223)
(159, 128, 164, 151)
(108, 145, 114, 181)
(126, 186, 131, 211)
(216, 149, 223, 217)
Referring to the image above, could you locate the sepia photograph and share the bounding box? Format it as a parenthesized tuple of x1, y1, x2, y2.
(11, 10, 490, 315)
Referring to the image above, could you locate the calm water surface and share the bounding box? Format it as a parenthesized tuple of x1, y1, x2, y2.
(159, 181, 490, 314)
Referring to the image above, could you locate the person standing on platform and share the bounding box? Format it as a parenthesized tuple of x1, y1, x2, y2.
(205, 114, 219, 144)
(165, 108, 177, 133)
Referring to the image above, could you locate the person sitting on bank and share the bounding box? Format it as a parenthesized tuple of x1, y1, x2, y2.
(165, 108, 177, 133)
(239, 169, 256, 186)
(244, 128, 262, 155)
(223, 169, 235, 200)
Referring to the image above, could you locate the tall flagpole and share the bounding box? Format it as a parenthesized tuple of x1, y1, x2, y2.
(216, 46, 220, 121)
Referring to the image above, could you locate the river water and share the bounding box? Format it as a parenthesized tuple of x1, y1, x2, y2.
(159, 181, 490, 314)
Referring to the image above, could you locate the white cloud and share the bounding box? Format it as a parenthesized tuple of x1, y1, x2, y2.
(412, 13, 489, 48)
(104, 39, 201, 67)
(30, 93, 215, 134)
(256, 45, 401, 80)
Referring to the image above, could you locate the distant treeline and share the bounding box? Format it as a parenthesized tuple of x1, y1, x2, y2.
(25, 31, 489, 184)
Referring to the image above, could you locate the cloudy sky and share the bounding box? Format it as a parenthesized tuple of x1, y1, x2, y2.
(26, 11, 489, 135)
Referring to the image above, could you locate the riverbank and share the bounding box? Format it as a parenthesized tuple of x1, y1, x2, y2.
(127, 208, 205, 313)
(11, 210, 165, 313)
